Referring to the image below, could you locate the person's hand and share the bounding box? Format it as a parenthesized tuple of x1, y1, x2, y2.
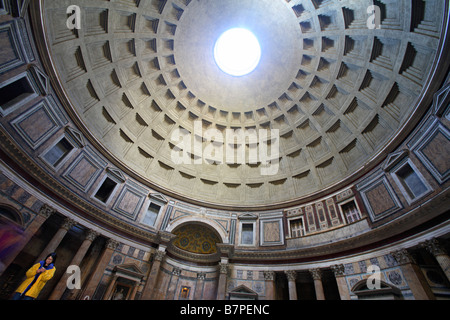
(37, 267, 46, 274)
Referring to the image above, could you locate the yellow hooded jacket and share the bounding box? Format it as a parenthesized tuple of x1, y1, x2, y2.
(15, 262, 56, 299)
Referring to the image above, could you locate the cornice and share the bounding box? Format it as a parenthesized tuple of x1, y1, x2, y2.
(229, 192, 450, 263)
(0, 126, 159, 245)
(1, 121, 449, 263)
(27, 0, 450, 212)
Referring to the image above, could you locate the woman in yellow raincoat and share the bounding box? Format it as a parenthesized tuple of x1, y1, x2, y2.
(11, 253, 56, 300)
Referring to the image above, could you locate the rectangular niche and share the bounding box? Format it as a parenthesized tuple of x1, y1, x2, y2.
(238, 213, 257, 246)
(338, 198, 362, 224)
(141, 202, 161, 227)
(288, 216, 304, 238)
(140, 193, 167, 228)
(240, 223, 254, 246)
(390, 158, 432, 205)
(92, 176, 120, 205)
(41, 136, 75, 170)
(0, 72, 39, 117)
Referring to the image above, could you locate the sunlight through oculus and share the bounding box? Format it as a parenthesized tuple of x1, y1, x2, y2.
(214, 28, 261, 77)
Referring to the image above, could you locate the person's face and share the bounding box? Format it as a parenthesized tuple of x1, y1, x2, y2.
(45, 256, 53, 265)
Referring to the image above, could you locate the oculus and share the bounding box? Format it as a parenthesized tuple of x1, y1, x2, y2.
(214, 28, 261, 76)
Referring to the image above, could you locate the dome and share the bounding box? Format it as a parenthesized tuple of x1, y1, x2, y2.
(39, 0, 446, 209)
(0, 0, 449, 303)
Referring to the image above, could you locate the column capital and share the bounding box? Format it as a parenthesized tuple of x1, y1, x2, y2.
(331, 264, 345, 277)
(154, 249, 166, 261)
(285, 270, 297, 281)
(310, 268, 322, 280)
(39, 204, 56, 219)
(264, 271, 276, 281)
(61, 218, 77, 230)
(106, 238, 120, 250)
(421, 238, 447, 257)
(391, 248, 416, 265)
(85, 229, 99, 242)
(219, 262, 229, 275)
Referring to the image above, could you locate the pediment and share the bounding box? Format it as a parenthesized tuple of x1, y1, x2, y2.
(433, 82, 450, 117)
(382, 149, 409, 172)
(230, 285, 258, 295)
(351, 279, 402, 297)
(65, 126, 86, 148)
(107, 167, 126, 183)
(149, 192, 168, 204)
(238, 213, 258, 220)
(29, 65, 49, 95)
(114, 263, 144, 279)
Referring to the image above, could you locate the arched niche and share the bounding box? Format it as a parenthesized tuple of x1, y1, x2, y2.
(166, 216, 228, 244)
(167, 222, 224, 264)
(0, 204, 24, 227)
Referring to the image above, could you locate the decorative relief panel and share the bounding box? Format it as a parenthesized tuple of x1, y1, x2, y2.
(357, 173, 403, 222)
(0, 19, 29, 74)
(413, 121, 450, 184)
(62, 148, 105, 192)
(112, 181, 148, 219)
(260, 219, 283, 246)
(10, 98, 63, 149)
(285, 194, 349, 238)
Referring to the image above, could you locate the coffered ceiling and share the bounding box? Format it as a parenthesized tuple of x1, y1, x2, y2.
(41, 0, 446, 208)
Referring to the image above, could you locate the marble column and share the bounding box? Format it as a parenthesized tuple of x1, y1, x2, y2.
(48, 229, 98, 300)
(194, 272, 206, 300)
(331, 264, 350, 300)
(285, 270, 297, 300)
(0, 204, 54, 275)
(310, 268, 325, 300)
(216, 262, 229, 300)
(216, 244, 234, 300)
(167, 267, 182, 300)
(422, 238, 450, 282)
(129, 280, 141, 300)
(103, 274, 119, 300)
(79, 238, 119, 300)
(37, 217, 76, 262)
(263, 271, 276, 300)
(391, 249, 435, 300)
(141, 249, 166, 300)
